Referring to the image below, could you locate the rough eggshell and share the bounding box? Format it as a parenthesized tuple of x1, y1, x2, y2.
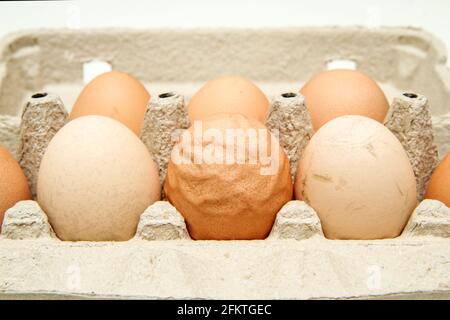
(0, 145, 31, 230)
(37, 116, 161, 241)
(69, 71, 150, 135)
(300, 69, 389, 130)
(295, 115, 417, 240)
(425, 153, 450, 207)
(188, 76, 269, 123)
(164, 113, 293, 240)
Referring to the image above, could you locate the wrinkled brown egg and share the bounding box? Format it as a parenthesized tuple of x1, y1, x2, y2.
(295, 115, 417, 240)
(164, 113, 293, 240)
(69, 71, 150, 135)
(188, 76, 269, 123)
(300, 69, 389, 130)
(37, 116, 160, 241)
(0, 145, 31, 230)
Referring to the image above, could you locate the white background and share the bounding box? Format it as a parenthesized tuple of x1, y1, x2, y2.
(0, 0, 450, 66)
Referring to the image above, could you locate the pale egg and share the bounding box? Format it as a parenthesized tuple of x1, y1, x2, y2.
(295, 115, 417, 239)
(37, 116, 160, 241)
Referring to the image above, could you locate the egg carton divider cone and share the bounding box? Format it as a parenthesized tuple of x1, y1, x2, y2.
(18, 93, 68, 198)
(0, 27, 449, 299)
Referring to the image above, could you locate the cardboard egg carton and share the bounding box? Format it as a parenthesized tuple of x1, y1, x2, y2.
(0, 27, 449, 299)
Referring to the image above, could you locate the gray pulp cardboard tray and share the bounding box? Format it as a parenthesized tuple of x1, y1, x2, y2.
(0, 27, 449, 300)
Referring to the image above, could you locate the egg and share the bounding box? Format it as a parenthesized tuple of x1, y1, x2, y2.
(295, 115, 417, 240)
(37, 116, 160, 241)
(164, 113, 292, 240)
(300, 69, 389, 130)
(0, 145, 31, 230)
(188, 76, 269, 123)
(425, 153, 450, 206)
(69, 71, 150, 135)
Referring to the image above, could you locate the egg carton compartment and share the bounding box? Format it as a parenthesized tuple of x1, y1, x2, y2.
(0, 27, 449, 299)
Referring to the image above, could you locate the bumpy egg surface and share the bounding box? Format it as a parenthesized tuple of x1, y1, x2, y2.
(164, 113, 292, 240)
(295, 115, 417, 240)
(425, 153, 450, 206)
(37, 116, 160, 241)
(188, 76, 269, 123)
(0, 145, 31, 230)
(69, 71, 150, 135)
(300, 69, 389, 130)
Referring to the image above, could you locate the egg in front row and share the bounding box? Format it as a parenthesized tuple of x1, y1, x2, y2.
(37, 115, 161, 241)
(295, 115, 417, 240)
(164, 113, 293, 240)
(300, 69, 390, 130)
(0, 145, 31, 231)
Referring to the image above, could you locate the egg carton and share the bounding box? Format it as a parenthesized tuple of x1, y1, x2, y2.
(0, 27, 449, 299)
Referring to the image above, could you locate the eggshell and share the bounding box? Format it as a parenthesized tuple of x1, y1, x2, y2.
(0, 145, 31, 230)
(300, 69, 389, 130)
(425, 153, 450, 207)
(37, 116, 160, 241)
(69, 71, 150, 135)
(295, 115, 417, 240)
(188, 76, 269, 123)
(164, 113, 292, 240)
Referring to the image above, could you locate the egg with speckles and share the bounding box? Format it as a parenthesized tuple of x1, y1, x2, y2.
(295, 115, 417, 240)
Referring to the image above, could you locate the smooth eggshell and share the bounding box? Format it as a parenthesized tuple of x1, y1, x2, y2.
(300, 69, 389, 130)
(164, 113, 293, 240)
(425, 153, 450, 207)
(69, 71, 150, 135)
(188, 76, 269, 123)
(0, 145, 31, 230)
(295, 115, 417, 240)
(37, 116, 160, 241)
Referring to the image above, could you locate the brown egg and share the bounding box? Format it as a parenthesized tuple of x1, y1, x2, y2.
(425, 153, 450, 206)
(164, 113, 292, 240)
(69, 71, 150, 135)
(188, 76, 269, 123)
(295, 116, 417, 240)
(37, 116, 160, 241)
(300, 69, 389, 130)
(0, 145, 31, 230)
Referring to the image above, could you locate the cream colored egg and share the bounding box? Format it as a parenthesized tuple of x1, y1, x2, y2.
(37, 115, 160, 241)
(295, 115, 417, 240)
